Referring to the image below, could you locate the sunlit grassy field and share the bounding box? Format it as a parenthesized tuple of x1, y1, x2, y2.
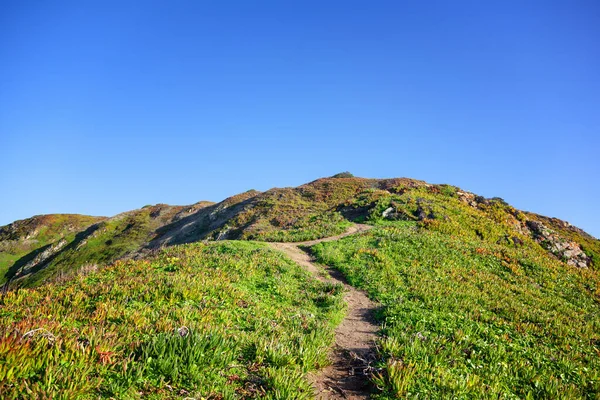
(0, 241, 345, 399)
(312, 222, 600, 398)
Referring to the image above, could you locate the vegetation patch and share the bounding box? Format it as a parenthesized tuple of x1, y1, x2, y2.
(312, 223, 600, 398)
(0, 241, 345, 399)
(216, 177, 424, 243)
(0, 214, 104, 284)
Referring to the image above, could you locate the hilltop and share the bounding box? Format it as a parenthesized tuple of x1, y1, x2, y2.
(1, 174, 599, 399)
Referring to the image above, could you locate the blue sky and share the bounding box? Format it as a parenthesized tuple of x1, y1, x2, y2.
(1, 1, 599, 237)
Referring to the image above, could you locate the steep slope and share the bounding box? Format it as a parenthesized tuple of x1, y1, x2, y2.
(336, 182, 598, 268)
(0, 214, 106, 285)
(0, 203, 215, 287)
(149, 177, 426, 246)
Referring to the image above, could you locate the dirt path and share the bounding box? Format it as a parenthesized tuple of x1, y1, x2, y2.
(268, 224, 379, 399)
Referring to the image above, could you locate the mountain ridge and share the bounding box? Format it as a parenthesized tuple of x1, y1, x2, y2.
(1, 175, 597, 288)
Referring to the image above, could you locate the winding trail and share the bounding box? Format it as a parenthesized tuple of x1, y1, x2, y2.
(268, 224, 379, 399)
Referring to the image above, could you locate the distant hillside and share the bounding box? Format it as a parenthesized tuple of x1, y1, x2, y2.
(0, 214, 105, 284)
(1, 175, 597, 288)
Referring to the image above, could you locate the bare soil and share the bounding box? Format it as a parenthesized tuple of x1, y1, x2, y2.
(269, 224, 379, 399)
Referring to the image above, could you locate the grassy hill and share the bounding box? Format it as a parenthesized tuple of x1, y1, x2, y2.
(0, 175, 598, 398)
(0, 214, 106, 285)
(311, 184, 600, 398)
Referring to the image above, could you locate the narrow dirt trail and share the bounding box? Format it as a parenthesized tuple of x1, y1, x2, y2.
(268, 224, 379, 399)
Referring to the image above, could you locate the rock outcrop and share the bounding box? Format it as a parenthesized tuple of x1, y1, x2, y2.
(526, 220, 590, 268)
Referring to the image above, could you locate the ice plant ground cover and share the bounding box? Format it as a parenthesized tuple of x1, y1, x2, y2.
(0, 241, 345, 399)
(312, 212, 600, 397)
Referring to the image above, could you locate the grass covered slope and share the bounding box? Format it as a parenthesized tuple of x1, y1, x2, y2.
(3, 176, 422, 287)
(205, 176, 426, 243)
(18, 204, 191, 287)
(312, 186, 600, 398)
(2, 176, 434, 288)
(1, 203, 218, 288)
(0, 214, 106, 284)
(153, 176, 425, 245)
(0, 241, 344, 399)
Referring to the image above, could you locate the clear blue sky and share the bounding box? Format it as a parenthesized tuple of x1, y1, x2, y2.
(1, 1, 599, 238)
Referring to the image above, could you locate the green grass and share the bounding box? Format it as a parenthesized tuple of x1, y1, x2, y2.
(240, 211, 352, 242)
(0, 253, 20, 281)
(0, 214, 104, 285)
(209, 177, 425, 243)
(2, 177, 429, 286)
(312, 222, 600, 399)
(212, 190, 357, 242)
(22, 210, 156, 286)
(0, 241, 345, 399)
(12, 206, 188, 287)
